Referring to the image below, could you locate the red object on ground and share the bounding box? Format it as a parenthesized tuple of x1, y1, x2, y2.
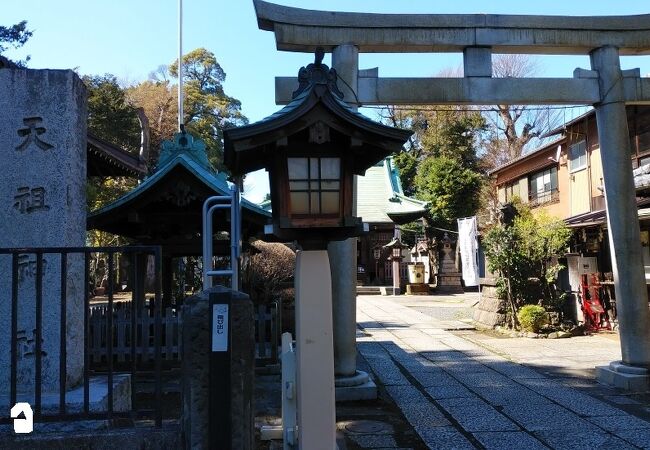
(580, 273, 611, 331)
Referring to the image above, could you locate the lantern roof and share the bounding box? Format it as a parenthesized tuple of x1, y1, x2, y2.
(224, 50, 412, 176)
(383, 237, 409, 250)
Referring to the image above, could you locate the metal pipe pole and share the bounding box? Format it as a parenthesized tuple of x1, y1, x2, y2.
(178, 0, 183, 130)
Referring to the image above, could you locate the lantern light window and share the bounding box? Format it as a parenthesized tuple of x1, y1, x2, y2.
(288, 157, 341, 215)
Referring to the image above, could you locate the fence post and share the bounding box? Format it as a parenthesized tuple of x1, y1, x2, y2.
(209, 291, 231, 449)
(181, 286, 254, 449)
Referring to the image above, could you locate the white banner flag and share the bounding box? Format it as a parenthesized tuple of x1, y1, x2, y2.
(457, 216, 479, 287)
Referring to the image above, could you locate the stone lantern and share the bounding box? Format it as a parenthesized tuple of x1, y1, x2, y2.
(383, 237, 409, 295)
(224, 49, 412, 249)
(224, 50, 412, 449)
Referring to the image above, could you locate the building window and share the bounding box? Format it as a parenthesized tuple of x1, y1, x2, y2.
(569, 140, 587, 172)
(529, 166, 558, 206)
(504, 180, 520, 202)
(288, 157, 340, 215)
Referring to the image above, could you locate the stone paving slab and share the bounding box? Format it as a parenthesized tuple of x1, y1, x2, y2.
(441, 404, 520, 432)
(616, 429, 650, 449)
(424, 383, 476, 400)
(385, 385, 451, 429)
(451, 370, 517, 388)
(517, 378, 625, 417)
(473, 385, 554, 406)
(409, 369, 457, 388)
(587, 414, 650, 432)
(473, 357, 549, 379)
(436, 397, 489, 408)
(416, 427, 475, 450)
(534, 431, 639, 450)
(348, 433, 399, 448)
(472, 431, 549, 450)
(500, 403, 601, 432)
(356, 295, 650, 450)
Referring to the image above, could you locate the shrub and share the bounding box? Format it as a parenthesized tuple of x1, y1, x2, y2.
(242, 240, 295, 305)
(517, 305, 548, 332)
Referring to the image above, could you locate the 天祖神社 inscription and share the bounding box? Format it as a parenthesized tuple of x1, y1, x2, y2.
(13, 186, 51, 214)
(15, 117, 54, 151)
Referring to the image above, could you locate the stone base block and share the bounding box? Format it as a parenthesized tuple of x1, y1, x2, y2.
(406, 284, 429, 295)
(380, 287, 399, 296)
(0, 424, 180, 448)
(436, 286, 464, 294)
(335, 370, 377, 401)
(335, 379, 377, 402)
(596, 361, 649, 392)
(0, 374, 131, 414)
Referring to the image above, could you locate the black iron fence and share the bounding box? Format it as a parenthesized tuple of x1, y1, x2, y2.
(0, 246, 164, 427)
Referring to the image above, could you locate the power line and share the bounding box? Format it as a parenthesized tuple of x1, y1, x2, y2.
(364, 104, 590, 113)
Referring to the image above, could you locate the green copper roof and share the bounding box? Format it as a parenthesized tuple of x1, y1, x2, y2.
(89, 135, 270, 220)
(356, 157, 428, 225)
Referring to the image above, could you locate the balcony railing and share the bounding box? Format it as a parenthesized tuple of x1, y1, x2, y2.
(529, 189, 560, 207)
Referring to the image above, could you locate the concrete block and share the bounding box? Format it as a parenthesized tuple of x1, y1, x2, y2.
(0, 374, 131, 414)
(335, 378, 377, 401)
(463, 47, 492, 77)
(596, 366, 649, 392)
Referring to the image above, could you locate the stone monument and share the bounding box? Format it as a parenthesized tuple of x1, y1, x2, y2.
(436, 233, 463, 294)
(0, 68, 87, 392)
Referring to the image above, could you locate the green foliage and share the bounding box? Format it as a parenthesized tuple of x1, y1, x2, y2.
(414, 156, 483, 229)
(385, 106, 485, 231)
(483, 203, 572, 328)
(126, 79, 177, 165)
(418, 109, 485, 170)
(84, 76, 140, 255)
(84, 74, 141, 225)
(517, 305, 548, 332)
(0, 20, 32, 64)
(83, 74, 141, 152)
(169, 48, 248, 171)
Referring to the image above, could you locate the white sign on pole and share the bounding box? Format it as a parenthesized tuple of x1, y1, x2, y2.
(457, 216, 479, 287)
(212, 304, 229, 352)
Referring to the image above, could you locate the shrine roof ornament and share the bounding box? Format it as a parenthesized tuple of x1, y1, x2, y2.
(157, 127, 212, 173)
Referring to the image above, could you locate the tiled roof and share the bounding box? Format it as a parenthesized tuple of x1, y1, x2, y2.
(565, 197, 650, 227)
(87, 133, 147, 177)
(88, 152, 270, 219)
(488, 136, 566, 176)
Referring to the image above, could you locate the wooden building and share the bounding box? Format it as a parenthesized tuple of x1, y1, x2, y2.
(490, 105, 650, 321)
(87, 131, 270, 303)
(356, 157, 427, 285)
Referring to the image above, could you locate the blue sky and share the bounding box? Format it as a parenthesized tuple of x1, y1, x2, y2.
(4, 1, 650, 201)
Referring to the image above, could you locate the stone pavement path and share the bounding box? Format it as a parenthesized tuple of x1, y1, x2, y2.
(357, 295, 650, 450)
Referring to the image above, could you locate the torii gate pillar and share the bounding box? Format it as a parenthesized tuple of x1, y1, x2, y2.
(328, 44, 377, 399)
(591, 46, 650, 389)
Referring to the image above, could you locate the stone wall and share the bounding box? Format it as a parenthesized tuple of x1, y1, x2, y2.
(181, 286, 254, 449)
(473, 279, 508, 328)
(0, 69, 86, 391)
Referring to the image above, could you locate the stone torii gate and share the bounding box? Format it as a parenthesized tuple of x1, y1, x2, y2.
(254, 0, 650, 389)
